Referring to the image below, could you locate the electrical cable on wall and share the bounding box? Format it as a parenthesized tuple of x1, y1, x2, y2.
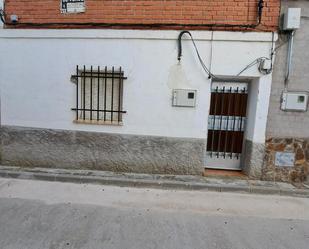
(0, 0, 273, 78)
(0, 0, 265, 29)
(177, 30, 276, 79)
(177, 31, 216, 79)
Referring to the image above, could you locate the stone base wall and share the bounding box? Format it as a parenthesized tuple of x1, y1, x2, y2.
(5, 126, 307, 182)
(242, 140, 265, 179)
(263, 138, 309, 182)
(0, 126, 205, 175)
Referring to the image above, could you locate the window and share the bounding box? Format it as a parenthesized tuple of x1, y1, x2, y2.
(71, 65, 127, 125)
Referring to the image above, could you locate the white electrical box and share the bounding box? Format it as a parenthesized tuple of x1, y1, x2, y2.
(283, 8, 301, 30)
(260, 59, 272, 70)
(281, 91, 308, 111)
(172, 89, 197, 107)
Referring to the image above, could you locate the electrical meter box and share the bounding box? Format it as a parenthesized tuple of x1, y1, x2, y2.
(283, 8, 301, 30)
(172, 89, 197, 107)
(281, 91, 308, 112)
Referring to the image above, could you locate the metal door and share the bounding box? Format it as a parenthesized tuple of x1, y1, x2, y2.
(205, 82, 248, 170)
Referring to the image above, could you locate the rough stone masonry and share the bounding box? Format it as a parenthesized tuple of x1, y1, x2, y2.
(263, 138, 309, 182)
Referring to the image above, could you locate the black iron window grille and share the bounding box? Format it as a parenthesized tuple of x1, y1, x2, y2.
(71, 65, 127, 125)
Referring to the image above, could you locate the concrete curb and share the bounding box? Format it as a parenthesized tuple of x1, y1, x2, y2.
(0, 166, 308, 198)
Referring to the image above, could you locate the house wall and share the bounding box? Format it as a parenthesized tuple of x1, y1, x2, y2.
(0, 29, 275, 175)
(3, 0, 280, 31)
(0, 0, 3, 28)
(265, 0, 309, 182)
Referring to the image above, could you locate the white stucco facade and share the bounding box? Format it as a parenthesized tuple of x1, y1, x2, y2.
(0, 29, 275, 144)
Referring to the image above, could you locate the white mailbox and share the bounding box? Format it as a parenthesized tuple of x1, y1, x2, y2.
(172, 89, 197, 107)
(281, 91, 308, 111)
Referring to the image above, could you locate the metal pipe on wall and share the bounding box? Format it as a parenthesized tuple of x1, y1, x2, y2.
(285, 31, 295, 90)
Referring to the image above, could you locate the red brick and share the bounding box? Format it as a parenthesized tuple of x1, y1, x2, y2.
(3, 0, 280, 31)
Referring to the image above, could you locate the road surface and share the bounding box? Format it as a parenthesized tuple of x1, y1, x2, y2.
(0, 178, 308, 249)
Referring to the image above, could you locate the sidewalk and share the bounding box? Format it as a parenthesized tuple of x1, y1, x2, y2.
(0, 165, 308, 198)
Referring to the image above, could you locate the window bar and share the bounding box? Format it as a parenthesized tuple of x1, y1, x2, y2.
(74, 74, 125, 80)
(217, 87, 225, 158)
(72, 108, 126, 113)
(76, 65, 79, 121)
(97, 66, 100, 121)
(104, 66, 107, 122)
(223, 87, 232, 159)
(230, 87, 239, 158)
(111, 66, 115, 122)
(210, 86, 219, 158)
(118, 67, 122, 123)
(90, 66, 93, 120)
(83, 65, 86, 120)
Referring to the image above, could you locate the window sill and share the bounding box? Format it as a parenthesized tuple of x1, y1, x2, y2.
(73, 120, 123, 126)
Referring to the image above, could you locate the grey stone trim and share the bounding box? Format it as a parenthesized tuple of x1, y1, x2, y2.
(0, 126, 205, 175)
(242, 140, 265, 179)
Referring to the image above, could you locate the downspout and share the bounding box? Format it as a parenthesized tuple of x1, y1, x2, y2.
(284, 31, 295, 90)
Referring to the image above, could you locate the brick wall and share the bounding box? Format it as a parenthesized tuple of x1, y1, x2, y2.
(3, 0, 280, 31)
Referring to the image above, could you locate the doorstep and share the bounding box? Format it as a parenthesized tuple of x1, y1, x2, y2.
(0, 165, 308, 198)
(203, 168, 247, 179)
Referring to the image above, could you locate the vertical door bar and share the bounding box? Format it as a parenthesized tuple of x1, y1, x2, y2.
(217, 86, 225, 158)
(223, 87, 232, 158)
(239, 87, 245, 133)
(210, 86, 219, 158)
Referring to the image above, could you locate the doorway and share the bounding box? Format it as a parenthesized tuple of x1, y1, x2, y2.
(205, 81, 248, 170)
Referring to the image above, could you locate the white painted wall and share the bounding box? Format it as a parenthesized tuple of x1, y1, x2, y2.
(0, 29, 275, 142)
(0, 0, 3, 28)
(245, 75, 273, 144)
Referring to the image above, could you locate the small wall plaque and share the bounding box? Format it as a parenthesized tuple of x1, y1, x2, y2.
(275, 152, 295, 167)
(61, 0, 85, 14)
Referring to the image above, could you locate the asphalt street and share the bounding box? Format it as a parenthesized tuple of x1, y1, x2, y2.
(0, 178, 308, 249)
